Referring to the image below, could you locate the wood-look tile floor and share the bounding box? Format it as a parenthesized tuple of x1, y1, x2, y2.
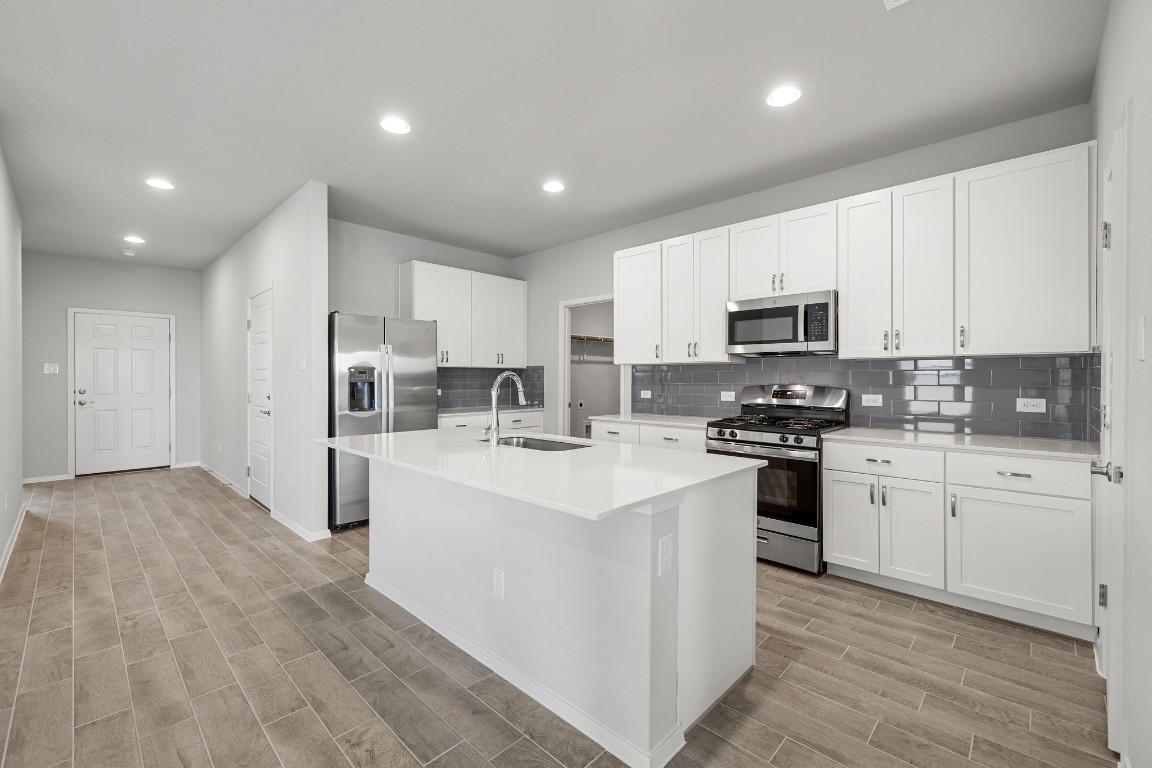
(0, 469, 1116, 768)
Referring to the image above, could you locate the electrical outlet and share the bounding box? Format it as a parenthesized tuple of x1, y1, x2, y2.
(658, 534, 674, 576)
(640, 390, 652, 399)
(43, 363, 59, 374)
(492, 567, 505, 600)
(862, 394, 883, 407)
(437, 388, 442, 396)
(720, 391, 736, 402)
(1016, 398, 1046, 413)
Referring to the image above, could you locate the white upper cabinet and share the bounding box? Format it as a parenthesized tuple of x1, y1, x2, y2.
(496, 278, 527, 368)
(729, 215, 780, 301)
(614, 242, 663, 364)
(892, 176, 955, 358)
(837, 190, 893, 359)
(956, 144, 1091, 355)
(472, 273, 526, 368)
(779, 202, 837, 295)
(693, 227, 733, 361)
(661, 235, 695, 364)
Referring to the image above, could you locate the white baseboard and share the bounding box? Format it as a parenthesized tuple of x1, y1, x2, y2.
(198, 464, 247, 496)
(0, 503, 29, 586)
(171, 461, 201, 469)
(826, 565, 1098, 642)
(271, 510, 330, 542)
(364, 573, 683, 768)
(21, 474, 69, 485)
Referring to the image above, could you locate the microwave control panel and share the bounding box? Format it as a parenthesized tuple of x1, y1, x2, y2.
(806, 303, 830, 341)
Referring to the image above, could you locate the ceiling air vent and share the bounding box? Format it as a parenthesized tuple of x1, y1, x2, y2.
(883, 0, 915, 8)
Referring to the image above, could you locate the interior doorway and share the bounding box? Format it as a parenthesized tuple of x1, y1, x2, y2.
(248, 287, 274, 509)
(557, 295, 629, 437)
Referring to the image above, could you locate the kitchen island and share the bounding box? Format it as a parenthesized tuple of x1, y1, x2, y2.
(322, 430, 764, 768)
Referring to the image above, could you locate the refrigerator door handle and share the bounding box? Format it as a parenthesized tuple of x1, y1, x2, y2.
(382, 344, 395, 433)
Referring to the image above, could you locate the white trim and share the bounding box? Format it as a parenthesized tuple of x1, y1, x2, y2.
(66, 307, 178, 478)
(826, 564, 1098, 642)
(365, 572, 683, 768)
(557, 294, 628, 437)
(21, 474, 70, 485)
(170, 461, 201, 469)
(271, 510, 330, 542)
(199, 463, 247, 496)
(0, 505, 29, 585)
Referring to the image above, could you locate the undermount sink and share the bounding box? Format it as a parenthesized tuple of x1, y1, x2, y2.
(485, 436, 591, 451)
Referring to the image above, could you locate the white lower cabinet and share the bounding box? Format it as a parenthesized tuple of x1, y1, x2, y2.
(590, 421, 706, 451)
(822, 470, 880, 573)
(946, 485, 1093, 625)
(590, 422, 641, 444)
(879, 477, 945, 589)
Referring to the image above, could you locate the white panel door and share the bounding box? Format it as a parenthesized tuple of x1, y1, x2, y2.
(661, 235, 694, 364)
(497, 278, 527, 368)
(956, 144, 1091, 355)
(893, 176, 955, 358)
(694, 227, 732, 362)
(947, 485, 1093, 624)
(470, 273, 501, 367)
(822, 469, 879, 573)
(729, 216, 780, 300)
(837, 190, 893, 359)
(614, 242, 663, 364)
(879, 477, 945, 589)
(779, 202, 837, 295)
(75, 312, 171, 475)
(248, 288, 273, 509)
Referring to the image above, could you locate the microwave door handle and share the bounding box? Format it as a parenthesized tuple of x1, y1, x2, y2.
(798, 303, 808, 344)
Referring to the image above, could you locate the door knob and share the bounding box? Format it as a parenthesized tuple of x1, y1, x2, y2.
(77, 388, 86, 395)
(77, 400, 89, 406)
(260, 409, 271, 416)
(265, 394, 270, 400)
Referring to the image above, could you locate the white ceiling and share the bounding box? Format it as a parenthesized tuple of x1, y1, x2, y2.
(0, 0, 1109, 269)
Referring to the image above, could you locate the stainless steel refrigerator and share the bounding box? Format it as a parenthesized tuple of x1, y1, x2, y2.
(329, 312, 438, 529)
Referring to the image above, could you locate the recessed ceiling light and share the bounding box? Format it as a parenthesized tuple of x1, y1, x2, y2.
(379, 116, 411, 135)
(146, 178, 174, 190)
(542, 180, 565, 193)
(123, 235, 146, 244)
(122, 249, 137, 257)
(766, 85, 802, 108)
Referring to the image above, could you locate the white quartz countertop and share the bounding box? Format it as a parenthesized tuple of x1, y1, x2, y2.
(321, 430, 763, 520)
(824, 428, 1100, 461)
(587, 413, 713, 429)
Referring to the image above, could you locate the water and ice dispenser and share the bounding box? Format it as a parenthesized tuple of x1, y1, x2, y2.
(348, 367, 377, 411)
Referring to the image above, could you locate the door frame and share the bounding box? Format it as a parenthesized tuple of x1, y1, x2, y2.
(247, 286, 274, 510)
(66, 307, 177, 479)
(556, 294, 629, 437)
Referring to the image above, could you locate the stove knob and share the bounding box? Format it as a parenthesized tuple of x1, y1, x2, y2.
(727, 430, 737, 439)
(793, 435, 804, 445)
(777, 434, 789, 444)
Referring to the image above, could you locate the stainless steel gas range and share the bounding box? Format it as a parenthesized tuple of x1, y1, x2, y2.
(705, 384, 849, 573)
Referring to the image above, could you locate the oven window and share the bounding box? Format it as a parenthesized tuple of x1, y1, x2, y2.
(755, 456, 819, 530)
(728, 307, 800, 345)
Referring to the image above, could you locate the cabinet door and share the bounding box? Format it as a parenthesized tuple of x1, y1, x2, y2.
(822, 470, 879, 573)
(947, 485, 1093, 624)
(470, 273, 501, 367)
(779, 202, 837, 294)
(956, 144, 1090, 355)
(837, 190, 893, 359)
(879, 477, 945, 589)
(614, 243, 663, 364)
(893, 176, 954, 358)
(661, 235, 695, 364)
(441, 267, 472, 367)
(694, 227, 732, 362)
(498, 278, 527, 368)
(729, 216, 780, 300)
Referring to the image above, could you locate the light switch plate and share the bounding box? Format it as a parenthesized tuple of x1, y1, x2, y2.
(862, 394, 883, 407)
(640, 390, 652, 399)
(720, 391, 736, 402)
(43, 363, 59, 374)
(1017, 398, 1046, 413)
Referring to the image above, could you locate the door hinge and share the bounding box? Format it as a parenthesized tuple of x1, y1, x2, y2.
(247, 392, 251, 403)
(246, 466, 250, 477)
(247, 319, 252, 330)
(1101, 221, 1111, 249)
(1099, 583, 1108, 608)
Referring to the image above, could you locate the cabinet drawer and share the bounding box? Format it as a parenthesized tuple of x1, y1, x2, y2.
(946, 452, 1090, 499)
(638, 425, 706, 452)
(590, 422, 640, 444)
(502, 411, 542, 430)
(823, 442, 943, 482)
(438, 413, 490, 431)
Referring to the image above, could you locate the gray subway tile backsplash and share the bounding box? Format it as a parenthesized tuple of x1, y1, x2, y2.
(438, 365, 544, 410)
(631, 354, 1101, 442)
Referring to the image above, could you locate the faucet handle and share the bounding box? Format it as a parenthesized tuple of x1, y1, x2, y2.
(484, 424, 492, 437)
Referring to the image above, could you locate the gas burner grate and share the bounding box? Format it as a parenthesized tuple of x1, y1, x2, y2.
(770, 418, 839, 430)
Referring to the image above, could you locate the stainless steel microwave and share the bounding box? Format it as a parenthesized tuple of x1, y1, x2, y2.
(726, 291, 837, 356)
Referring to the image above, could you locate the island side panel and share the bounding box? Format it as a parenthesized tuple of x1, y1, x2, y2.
(677, 471, 758, 726)
(366, 461, 679, 766)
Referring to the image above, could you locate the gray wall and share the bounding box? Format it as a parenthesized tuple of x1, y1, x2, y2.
(20, 252, 202, 479)
(328, 219, 512, 316)
(510, 104, 1095, 434)
(1092, 0, 1152, 762)
(201, 181, 329, 537)
(0, 142, 23, 567)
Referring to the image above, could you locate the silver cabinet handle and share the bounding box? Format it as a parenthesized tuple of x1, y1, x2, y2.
(959, 326, 966, 348)
(77, 400, 89, 406)
(694, 342, 698, 357)
(607, 430, 620, 436)
(894, 330, 900, 351)
(869, 483, 876, 505)
(881, 485, 888, 507)
(779, 273, 784, 292)
(997, 471, 1032, 479)
(951, 493, 957, 518)
(865, 458, 891, 464)
(456, 424, 468, 428)
(655, 344, 660, 359)
(511, 419, 522, 424)
(687, 342, 692, 358)
(260, 409, 271, 416)
(772, 274, 777, 293)
(663, 436, 679, 442)
(756, 536, 769, 544)
(446, 350, 449, 363)
(883, 330, 889, 351)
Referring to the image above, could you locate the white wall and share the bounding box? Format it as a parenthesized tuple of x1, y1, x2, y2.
(329, 219, 511, 316)
(571, 301, 614, 338)
(21, 251, 202, 479)
(1091, 2, 1152, 764)
(201, 181, 329, 538)
(0, 143, 23, 572)
(510, 104, 1094, 433)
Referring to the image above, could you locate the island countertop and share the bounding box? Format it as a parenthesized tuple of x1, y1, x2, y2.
(321, 430, 764, 521)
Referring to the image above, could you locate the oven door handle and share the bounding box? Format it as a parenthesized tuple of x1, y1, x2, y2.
(705, 440, 820, 462)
